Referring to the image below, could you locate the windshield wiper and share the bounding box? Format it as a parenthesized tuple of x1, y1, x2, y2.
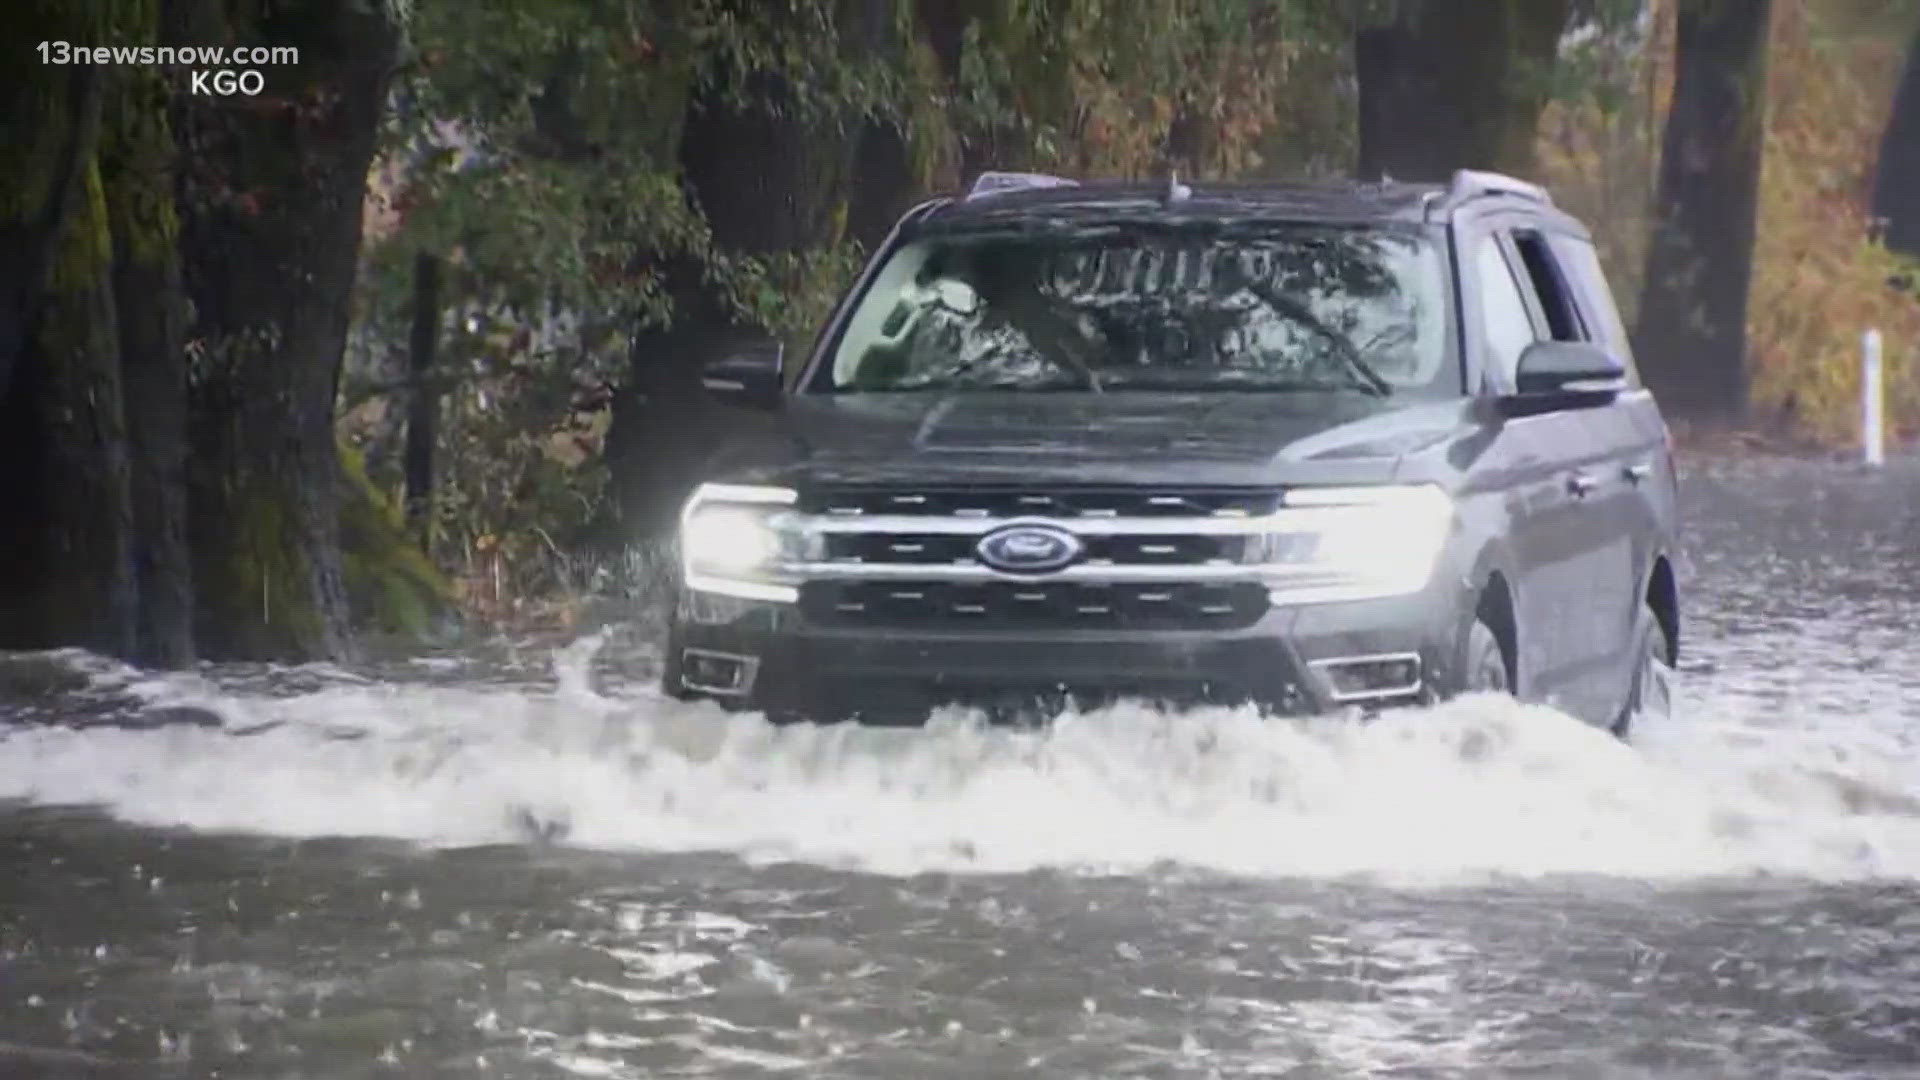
(1099, 378, 1378, 393)
(1011, 307, 1104, 393)
(1242, 282, 1392, 397)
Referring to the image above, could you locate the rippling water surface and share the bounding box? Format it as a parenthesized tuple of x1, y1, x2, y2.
(3, 454, 1918, 1078)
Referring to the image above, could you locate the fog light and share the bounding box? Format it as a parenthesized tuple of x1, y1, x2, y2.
(1311, 653, 1422, 703)
(681, 649, 759, 696)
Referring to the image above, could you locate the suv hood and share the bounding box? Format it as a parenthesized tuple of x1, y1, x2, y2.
(723, 391, 1468, 488)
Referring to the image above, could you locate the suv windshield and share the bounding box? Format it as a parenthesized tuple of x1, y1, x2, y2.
(812, 222, 1452, 395)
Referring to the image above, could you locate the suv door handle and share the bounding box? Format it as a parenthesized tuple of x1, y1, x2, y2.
(1567, 472, 1600, 498)
(1623, 462, 1653, 484)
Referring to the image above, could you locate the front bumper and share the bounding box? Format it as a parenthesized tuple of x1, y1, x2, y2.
(667, 576, 1473, 721)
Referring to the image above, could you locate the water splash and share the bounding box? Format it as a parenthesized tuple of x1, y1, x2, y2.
(2, 638, 1917, 885)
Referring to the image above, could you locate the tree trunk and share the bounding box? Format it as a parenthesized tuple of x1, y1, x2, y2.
(107, 67, 196, 668)
(846, 0, 922, 252)
(1874, 22, 1920, 260)
(607, 15, 861, 540)
(848, 116, 919, 251)
(170, 0, 399, 661)
(0, 4, 142, 659)
(0, 66, 103, 401)
(1165, 104, 1212, 177)
(606, 268, 736, 541)
(1633, 0, 1773, 423)
(1353, 0, 1573, 182)
(404, 252, 442, 542)
(0, 171, 140, 659)
(918, 0, 1006, 181)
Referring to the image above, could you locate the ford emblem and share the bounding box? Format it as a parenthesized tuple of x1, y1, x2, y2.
(975, 523, 1083, 574)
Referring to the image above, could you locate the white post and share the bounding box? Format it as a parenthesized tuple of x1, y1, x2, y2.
(1862, 328, 1885, 468)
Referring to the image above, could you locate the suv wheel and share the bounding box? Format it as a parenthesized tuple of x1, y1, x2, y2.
(1462, 618, 1510, 695)
(1613, 604, 1674, 739)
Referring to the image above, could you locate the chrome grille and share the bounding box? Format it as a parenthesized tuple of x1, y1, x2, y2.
(800, 580, 1268, 631)
(791, 485, 1279, 629)
(821, 531, 1252, 567)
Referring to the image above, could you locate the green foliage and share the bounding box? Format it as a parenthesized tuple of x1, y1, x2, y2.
(932, 0, 1354, 178)
(1539, 0, 1920, 439)
(377, 0, 699, 340)
(341, 283, 620, 609)
(1747, 0, 1920, 440)
(1535, 1, 1666, 322)
(367, 0, 1361, 364)
(339, 0, 1423, 614)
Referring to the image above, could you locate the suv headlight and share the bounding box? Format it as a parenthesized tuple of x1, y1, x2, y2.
(679, 483, 807, 603)
(1245, 484, 1454, 601)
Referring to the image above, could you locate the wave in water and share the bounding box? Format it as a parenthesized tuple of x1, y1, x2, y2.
(1, 638, 1917, 885)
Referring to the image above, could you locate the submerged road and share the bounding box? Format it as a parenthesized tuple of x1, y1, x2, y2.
(3, 452, 1919, 1078)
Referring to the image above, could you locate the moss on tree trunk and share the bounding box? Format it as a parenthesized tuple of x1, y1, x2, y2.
(0, 163, 141, 657)
(106, 29, 196, 668)
(339, 445, 458, 646)
(0, 0, 161, 659)
(0, 0, 481, 663)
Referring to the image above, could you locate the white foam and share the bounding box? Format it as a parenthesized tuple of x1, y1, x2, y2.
(2, 638, 1918, 885)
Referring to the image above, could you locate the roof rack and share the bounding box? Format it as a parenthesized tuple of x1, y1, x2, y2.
(1444, 168, 1552, 207)
(965, 170, 1079, 201)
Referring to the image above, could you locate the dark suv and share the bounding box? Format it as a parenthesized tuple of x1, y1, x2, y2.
(661, 169, 1680, 735)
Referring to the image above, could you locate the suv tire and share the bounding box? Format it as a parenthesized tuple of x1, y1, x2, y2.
(1613, 603, 1674, 740)
(1462, 618, 1510, 695)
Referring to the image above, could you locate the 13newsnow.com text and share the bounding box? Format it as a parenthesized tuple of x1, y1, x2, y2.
(37, 43, 300, 67)
(36, 42, 299, 96)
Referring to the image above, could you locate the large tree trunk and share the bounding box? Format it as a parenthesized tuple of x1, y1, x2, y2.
(0, 5, 143, 659)
(107, 69, 196, 668)
(0, 66, 103, 401)
(917, 0, 1010, 181)
(846, 0, 923, 252)
(1874, 22, 1920, 260)
(169, 0, 399, 661)
(1632, 0, 1773, 423)
(1353, 0, 1573, 182)
(0, 170, 140, 658)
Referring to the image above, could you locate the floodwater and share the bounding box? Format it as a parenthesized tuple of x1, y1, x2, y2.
(3, 453, 1919, 1079)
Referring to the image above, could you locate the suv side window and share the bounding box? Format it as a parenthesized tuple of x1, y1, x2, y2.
(1510, 230, 1587, 343)
(1473, 236, 1536, 390)
(1546, 233, 1642, 387)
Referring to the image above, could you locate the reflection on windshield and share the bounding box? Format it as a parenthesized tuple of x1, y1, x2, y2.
(821, 225, 1449, 394)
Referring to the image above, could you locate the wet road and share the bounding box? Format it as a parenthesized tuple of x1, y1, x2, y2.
(3, 453, 1919, 1078)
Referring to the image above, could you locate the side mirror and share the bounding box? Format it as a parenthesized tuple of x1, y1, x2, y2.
(700, 338, 784, 409)
(1501, 340, 1626, 414)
